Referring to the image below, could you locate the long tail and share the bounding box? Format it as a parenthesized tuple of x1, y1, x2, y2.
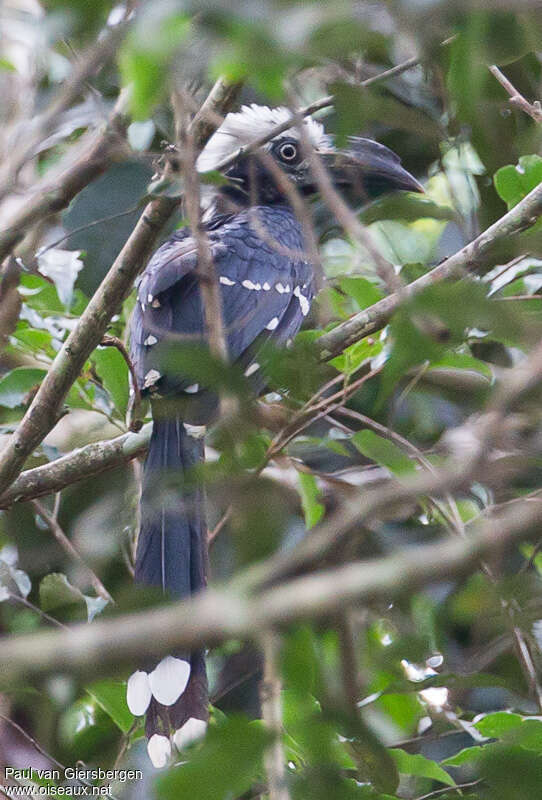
(128, 416, 209, 767)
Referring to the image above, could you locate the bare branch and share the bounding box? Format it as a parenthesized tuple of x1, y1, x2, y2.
(0, 21, 129, 202)
(31, 499, 114, 605)
(0, 94, 130, 265)
(0, 78, 243, 497)
(260, 631, 290, 800)
(1, 482, 542, 682)
(0, 425, 151, 509)
(489, 65, 542, 123)
(317, 180, 542, 360)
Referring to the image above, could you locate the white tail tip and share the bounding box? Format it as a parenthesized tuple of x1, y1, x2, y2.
(147, 734, 172, 768)
(173, 717, 208, 751)
(149, 656, 191, 706)
(126, 670, 152, 716)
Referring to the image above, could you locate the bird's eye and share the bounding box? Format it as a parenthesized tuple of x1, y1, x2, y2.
(278, 142, 298, 162)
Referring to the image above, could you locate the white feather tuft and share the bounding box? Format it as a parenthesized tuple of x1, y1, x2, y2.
(197, 103, 331, 172)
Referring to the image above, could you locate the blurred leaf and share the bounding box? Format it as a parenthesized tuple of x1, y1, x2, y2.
(86, 680, 133, 733)
(338, 277, 384, 310)
(92, 346, 129, 417)
(298, 472, 325, 528)
(120, 12, 191, 119)
(360, 193, 455, 226)
(494, 156, 542, 210)
(474, 711, 523, 738)
(379, 280, 526, 403)
(506, 719, 542, 752)
(59, 697, 117, 758)
(331, 338, 383, 375)
(157, 715, 270, 800)
(84, 594, 108, 622)
(282, 626, 318, 694)
(480, 743, 542, 800)
(332, 82, 441, 147)
(390, 749, 455, 786)
(0, 58, 16, 72)
(0, 368, 47, 409)
(37, 248, 84, 307)
(211, 20, 292, 100)
(39, 573, 82, 611)
(352, 430, 415, 476)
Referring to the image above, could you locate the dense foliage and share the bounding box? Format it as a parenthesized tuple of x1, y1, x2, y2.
(1, 1, 542, 798)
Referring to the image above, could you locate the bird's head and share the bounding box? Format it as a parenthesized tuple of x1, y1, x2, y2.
(197, 103, 422, 212)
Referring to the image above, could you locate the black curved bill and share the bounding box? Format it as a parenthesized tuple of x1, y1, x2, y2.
(322, 136, 424, 201)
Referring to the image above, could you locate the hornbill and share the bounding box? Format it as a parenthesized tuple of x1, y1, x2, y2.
(126, 104, 422, 767)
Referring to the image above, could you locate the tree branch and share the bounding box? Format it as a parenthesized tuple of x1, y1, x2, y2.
(489, 65, 542, 123)
(316, 180, 542, 360)
(0, 78, 243, 497)
(1, 485, 542, 684)
(0, 94, 130, 264)
(0, 425, 151, 509)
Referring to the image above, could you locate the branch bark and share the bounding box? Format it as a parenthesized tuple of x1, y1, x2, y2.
(1, 486, 542, 683)
(0, 78, 243, 497)
(316, 180, 542, 360)
(0, 425, 150, 509)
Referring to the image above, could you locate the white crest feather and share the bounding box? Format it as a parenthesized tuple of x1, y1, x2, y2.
(197, 103, 331, 172)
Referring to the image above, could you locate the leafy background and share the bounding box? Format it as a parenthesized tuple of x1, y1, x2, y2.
(1, 1, 542, 798)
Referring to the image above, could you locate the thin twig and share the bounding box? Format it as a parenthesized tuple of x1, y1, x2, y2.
(260, 630, 290, 800)
(489, 65, 542, 123)
(31, 499, 114, 604)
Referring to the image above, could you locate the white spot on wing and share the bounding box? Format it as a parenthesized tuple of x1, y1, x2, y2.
(294, 286, 310, 316)
(242, 279, 261, 291)
(266, 317, 279, 330)
(263, 282, 271, 291)
(143, 369, 161, 389)
(185, 383, 199, 394)
(126, 670, 151, 716)
(147, 734, 171, 769)
(173, 718, 208, 751)
(148, 656, 190, 706)
(147, 293, 154, 303)
(244, 362, 260, 377)
(151, 298, 161, 308)
(144, 335, 158, 346)
(219, 276, 236, 286)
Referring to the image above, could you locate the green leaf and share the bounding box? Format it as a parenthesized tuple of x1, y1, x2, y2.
(331, 82, 441, 147)
(360, 193, 455, 226)
(86, 680, 133, 733)
(119, 13, 191, 119)
(352, 430, 415, 476)
(92, 346, 129, 417)
(494, 156, 542, 210)
(442, 745, 486, 767)
(390, 749, 455, 786)
(157, 715, 270, 800)
(338, 277, 383, 310)
(0, 58, 16, 72)
(39, 573, 83, 611)
(0, 368, 47, 409)
(507, 719, 542, 752)
(474, 711, 523, 738)
(298, 472, 325, 528)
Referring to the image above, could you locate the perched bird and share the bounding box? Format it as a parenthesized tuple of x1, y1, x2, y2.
(127, 104, 422, 767)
